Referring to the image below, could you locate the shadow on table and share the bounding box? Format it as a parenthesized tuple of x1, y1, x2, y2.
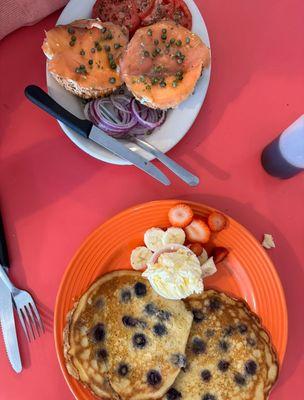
(178, 192, 304, 389)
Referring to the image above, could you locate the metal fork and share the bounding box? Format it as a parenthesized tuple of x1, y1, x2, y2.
(0, 266, 44, 341)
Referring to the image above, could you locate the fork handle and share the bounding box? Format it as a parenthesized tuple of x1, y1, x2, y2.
(0, 213, 9, 269)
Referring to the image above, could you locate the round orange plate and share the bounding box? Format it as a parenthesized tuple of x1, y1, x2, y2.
(54, 200, 288, 399)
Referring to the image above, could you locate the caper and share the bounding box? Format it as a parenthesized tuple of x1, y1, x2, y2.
(80, 49, 85, 56)
(109, 77, 116, 84)
(106, 32, 113, 40)
(159, 81, 167, 88)
(147, 29, 152, 36)
(154, 39, 159, 45)
(161, 34, 167, 40)
(68, 27, 75, 34)
(170, 38, 176, 45)
(114, 43, 121, 49)
(186, 37, 190, 44)
(172, 80, 178, 88)
(104, 45, 111, 52)
(143, 50, 150, 57)
(69, 41, 75, 46)
(88, 59, 93, 65)
(176, 39, 182, 46)
(162, 28, 167, 34)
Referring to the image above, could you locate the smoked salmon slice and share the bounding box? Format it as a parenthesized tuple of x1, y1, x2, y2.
(42, 20, 129, 99)
(120, 21, 210, 109)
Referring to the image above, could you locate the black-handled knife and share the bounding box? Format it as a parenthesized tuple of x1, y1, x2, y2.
(0, 213, 9, 268)
(24, 85, 170, 186)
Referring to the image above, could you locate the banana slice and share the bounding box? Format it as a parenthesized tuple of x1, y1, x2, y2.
(144, 228, 165, 251)
(198, 248, 208, 265)
(130, 246, 153, 270)
(162, 227, 186, 245)
(201, 257, 217, 278)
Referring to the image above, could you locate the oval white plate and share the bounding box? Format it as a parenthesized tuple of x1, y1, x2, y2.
(47, 0, 211, 165)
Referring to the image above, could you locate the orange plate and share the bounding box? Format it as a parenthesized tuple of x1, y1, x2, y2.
(54, 200, 288, 399)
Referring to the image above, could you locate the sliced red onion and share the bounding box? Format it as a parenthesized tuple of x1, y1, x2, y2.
(84, 92, 166, 137)
(131, 98, 166, 129)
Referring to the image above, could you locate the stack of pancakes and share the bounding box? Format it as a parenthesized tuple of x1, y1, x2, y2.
(64, 272, 278, 400)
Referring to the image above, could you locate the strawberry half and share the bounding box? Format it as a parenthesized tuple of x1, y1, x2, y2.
(212, 246, 229, 263)
(168, 204, 194, 228)
(185, 218, 211, 244)
(188, 243, 204, 256)
(207, 211, 227, 232)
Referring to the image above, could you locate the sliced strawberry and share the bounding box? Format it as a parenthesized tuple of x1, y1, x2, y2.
(188, 243, 204, 256)
(185, 219, 211, 244)
(168, 204, 194, 228)
(212, 247, 229, 264)
(207, 211, 227, 232)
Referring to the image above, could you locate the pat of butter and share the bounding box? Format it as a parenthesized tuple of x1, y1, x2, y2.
(142, 248, 203, 300)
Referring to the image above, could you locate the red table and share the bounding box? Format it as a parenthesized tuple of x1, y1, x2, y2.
(0, 1, 303, 399)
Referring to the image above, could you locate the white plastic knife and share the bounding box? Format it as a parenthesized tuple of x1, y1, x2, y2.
(0, 268, 22, 373)
(24, 85, 170, 186)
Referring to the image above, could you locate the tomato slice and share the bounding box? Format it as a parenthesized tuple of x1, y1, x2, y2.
(141, 0, 175, 26)
(92, 0, 141, 35)
(135, 0, 156, 19)
(172, 0, 192, 29)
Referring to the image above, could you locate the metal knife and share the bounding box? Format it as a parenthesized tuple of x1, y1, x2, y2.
(0, 214, 22, 373)
(24, 85, 170, 186)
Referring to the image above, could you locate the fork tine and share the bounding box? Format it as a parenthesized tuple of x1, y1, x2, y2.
(30, 302, 45, 335)
(16, 307, 30, 342)
(22, 306, 35, 341)
(25, 304, 39, 339)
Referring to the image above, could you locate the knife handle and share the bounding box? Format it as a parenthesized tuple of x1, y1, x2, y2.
(24, 85, 92, 138)
(0, 213, 9, 268)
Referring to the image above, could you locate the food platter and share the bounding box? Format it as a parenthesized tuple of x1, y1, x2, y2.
(46, 0, 211, 165)
(54, 200, 288, 400)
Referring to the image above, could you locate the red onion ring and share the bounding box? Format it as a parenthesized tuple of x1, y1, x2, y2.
(84, 93, 166, 137)
(131, 99, 166, 129)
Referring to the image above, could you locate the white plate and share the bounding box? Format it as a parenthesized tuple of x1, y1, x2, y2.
(47, 0, 211, 165)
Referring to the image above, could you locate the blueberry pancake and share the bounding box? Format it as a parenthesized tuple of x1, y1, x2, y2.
(64, 270, 193, 400)
(162, 290, 279, 400)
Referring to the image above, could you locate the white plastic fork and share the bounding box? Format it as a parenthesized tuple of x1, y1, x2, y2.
(0, 265, 44, 341)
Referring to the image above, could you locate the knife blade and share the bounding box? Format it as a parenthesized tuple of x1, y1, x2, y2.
(24, 85, 170, 186)
(0, 270, 22, 373)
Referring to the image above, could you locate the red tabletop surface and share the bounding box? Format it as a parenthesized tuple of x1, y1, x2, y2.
(0, 1, 304, 399)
